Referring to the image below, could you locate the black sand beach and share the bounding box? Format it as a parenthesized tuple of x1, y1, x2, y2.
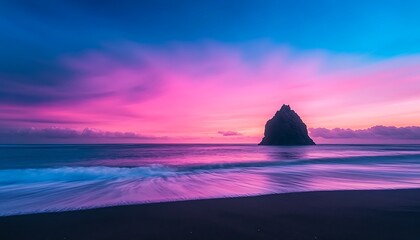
(1, 189, 420, 240)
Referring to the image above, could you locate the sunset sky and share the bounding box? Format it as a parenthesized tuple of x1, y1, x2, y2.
(1, 0, 419, 143)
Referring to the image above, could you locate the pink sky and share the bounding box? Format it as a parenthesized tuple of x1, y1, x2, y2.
(1, 42, 420, 143)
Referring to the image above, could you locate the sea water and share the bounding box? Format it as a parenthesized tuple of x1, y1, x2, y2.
(1, 144, 420, 216)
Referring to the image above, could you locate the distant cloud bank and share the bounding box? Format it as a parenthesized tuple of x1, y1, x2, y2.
(0, 127, 162, 143)
(217, 131, 242, 137)
(310, 126, 420, 140)
(1, 126, 420, 144)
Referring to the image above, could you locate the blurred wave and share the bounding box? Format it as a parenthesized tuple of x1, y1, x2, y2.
(0, 144, 420, 216)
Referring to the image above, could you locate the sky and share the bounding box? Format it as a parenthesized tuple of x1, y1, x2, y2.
(0, 0, 419, 143)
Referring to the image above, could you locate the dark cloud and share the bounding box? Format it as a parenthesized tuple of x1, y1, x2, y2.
(0, 127, 163, 143)
(310, 126, 420, 140)
(0, 48, 163, 106)
(217, 131, 242, 137)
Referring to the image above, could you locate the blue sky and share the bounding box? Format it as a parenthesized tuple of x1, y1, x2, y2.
(1, 1, 419, 56)
(1, 0, 419, 89)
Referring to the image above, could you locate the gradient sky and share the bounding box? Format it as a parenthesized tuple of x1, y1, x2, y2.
(1, 0, 420, 143)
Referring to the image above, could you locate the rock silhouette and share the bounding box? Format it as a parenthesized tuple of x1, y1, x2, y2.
(259, 104, 315, 145)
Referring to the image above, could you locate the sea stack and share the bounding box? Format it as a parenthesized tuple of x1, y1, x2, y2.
(259, 104, 315, 145)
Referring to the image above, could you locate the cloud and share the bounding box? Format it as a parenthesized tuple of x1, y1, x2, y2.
(0, 127, 163, 143)
(310, 126, 420, 140)
(1, 42, 420, 142)
(217, 131, 242, 136)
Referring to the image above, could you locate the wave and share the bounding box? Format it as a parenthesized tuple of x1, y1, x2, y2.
(0, 165, 175, 184)
(177, 153, 420, 172)
(1, 153, 420, 185)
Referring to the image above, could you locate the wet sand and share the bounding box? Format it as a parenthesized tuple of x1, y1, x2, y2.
(1, 189, 420, 240)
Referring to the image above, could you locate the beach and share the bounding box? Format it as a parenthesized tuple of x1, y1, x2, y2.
(1, 188, 420, 240)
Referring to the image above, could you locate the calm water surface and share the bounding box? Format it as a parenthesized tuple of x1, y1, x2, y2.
(1, 144, 420, 216)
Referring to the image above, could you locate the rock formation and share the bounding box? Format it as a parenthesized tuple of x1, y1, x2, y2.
(259, 104, 315, 145)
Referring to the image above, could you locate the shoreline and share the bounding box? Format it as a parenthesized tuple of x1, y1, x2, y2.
(1, 188, 420, 239)
(1, 187, 419, 217)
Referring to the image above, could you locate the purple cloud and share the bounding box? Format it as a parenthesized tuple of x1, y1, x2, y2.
(0, 127, 164, 143)
(310, 126, 420, 139)
(217, 131, 242, 137)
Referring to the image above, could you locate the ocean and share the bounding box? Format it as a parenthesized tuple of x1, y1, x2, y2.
(1, 144, 420, 216)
